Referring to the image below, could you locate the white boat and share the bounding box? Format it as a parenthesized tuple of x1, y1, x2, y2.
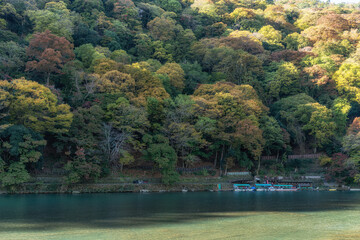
(275, 188, 298, 192)
(273, 185, 297, 192)
(234, 188, 254, 192)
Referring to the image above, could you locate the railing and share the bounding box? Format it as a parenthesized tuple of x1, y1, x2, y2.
(227, 172, 251, 176)
(261, 154, 323, 161)
(176, 166, 213, 172)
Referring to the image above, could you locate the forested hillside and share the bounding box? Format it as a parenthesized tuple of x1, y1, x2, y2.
(1, 0, 360, 187)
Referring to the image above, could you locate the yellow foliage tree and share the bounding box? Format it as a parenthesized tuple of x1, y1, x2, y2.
(0, 78, 73, 134)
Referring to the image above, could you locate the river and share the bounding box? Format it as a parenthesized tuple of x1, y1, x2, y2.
(0, 192, 359, 239)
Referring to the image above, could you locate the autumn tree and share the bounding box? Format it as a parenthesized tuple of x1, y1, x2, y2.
(316, 14, 350, 32)
(156, 63, 185, 96)
(147, 16, 179, 41)
(26, 30, 74, 85)
(123, 65, 169, 106)
(0, 78, 73, 134)
(97, 70, 135, 97)
(192, 82, 267, 173)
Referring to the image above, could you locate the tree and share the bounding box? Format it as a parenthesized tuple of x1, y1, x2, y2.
(260, 116, 286, 156)
(302, 25, 340, 43)
(123, 65, 170, 106)
(71, 0, 104, 13)
(156, 63, 185, 96)
(0, 87, 10, 130)
(0, 41, 26, 79)
(0, 125, 46, 189)
(65, 105, 104, 151)
(283, 33, 309, 50)
(266, 61, 301, 101)
(147, 16, 178, 41)
(157, 0, 182, 13)
(26, 1, 74, 40)
(331, 98, 351, 135)
(181, 62, 209, 94)
(258, 25, 282, 45)
(64, 147, 101, 184)
(192, 82, 267, 173)
(100, 123, 131, 171)
(97, 70, 135, 96)
(272, 94, 336, 152)
(325, 153, 357, 185)
(300, 103, 336, 149)
(142, 134, 179, 185)
(74, 44, 97, 69)
(333, 63, 360, 103)
(343, 117, 360, 155)
(0, 78, 73, 134)
(163, 95, 206, 167)
(316, 14, 350, 32)
(26, 30, 75, 85)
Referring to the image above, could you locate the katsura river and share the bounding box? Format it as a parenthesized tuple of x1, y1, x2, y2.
(1, 192, 360, 240)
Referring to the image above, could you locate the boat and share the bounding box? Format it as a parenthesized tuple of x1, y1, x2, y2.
(273, 185, 298, 192)
(233, 184, 254, 192)
(255, 184, 273, 192)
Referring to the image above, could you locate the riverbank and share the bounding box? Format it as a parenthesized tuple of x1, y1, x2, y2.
(1, 182, 355, 194)
(0, 182, 233, 194)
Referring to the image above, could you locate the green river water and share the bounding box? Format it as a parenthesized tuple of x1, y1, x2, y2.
(0, 191, 359, 240)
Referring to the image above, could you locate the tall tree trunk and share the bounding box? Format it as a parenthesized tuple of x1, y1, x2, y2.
(46, 72, 51, 86)
(214, 151, 218, 168)
(256, 156, 261, 176)
(219, 145, 225, 176)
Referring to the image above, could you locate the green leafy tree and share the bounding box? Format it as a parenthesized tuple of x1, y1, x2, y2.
(260, 116, 286, 156)
(156, 63, 185, 96)
(0, 41, 26, 78)
(266, 61, 301, 101)
(142, 134, 179, 185)
(26, 1, 74, 40)
(0, 125, 46, 189)
(64, 147, 101, 184)
(334, 63, 360, 103)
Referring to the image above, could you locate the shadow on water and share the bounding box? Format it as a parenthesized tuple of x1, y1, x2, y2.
(0, 191, 359, 232)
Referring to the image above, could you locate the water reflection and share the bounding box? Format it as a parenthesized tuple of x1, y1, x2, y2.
(0, 192, 359, 231)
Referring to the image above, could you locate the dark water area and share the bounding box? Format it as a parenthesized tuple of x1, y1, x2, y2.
(0, 192, 359, 225)
(1, 192, 360, 239)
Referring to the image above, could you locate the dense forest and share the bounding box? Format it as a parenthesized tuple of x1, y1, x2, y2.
(1, 0, 360, 187)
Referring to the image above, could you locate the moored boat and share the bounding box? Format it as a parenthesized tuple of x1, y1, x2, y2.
(273, 185, 298, 192)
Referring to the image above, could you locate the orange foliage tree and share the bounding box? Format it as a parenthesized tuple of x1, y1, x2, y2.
(26, 30, 74, 85)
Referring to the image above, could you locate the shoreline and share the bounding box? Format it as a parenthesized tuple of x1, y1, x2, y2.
(0, 182, 354, 195)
